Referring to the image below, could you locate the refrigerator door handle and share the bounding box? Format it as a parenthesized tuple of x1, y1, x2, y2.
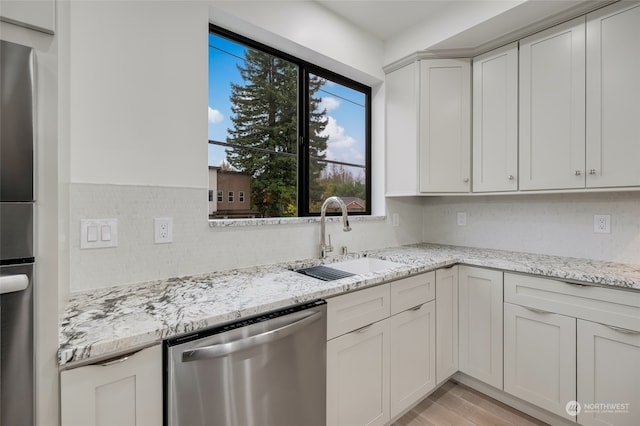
(181, 311, 322, 362)
(0, 274, 29, 294)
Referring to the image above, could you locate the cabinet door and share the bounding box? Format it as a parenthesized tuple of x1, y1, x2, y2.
(390, 301, 436, 418)
(0, 0, 55, 33)
(385, 62, 420, 196)
(458, 266, 503, 389)
(435, 266, 458, 384)
(327, 319, 390, 426)
(577, 320, 640, 426)
(419, 59, 471, 193)
(504, 303, 576, 420)
(60, 345, 162, 426)
(519, 17, 586, 190)
(472, 43, 519, 192)
(586, 2, 640, 188)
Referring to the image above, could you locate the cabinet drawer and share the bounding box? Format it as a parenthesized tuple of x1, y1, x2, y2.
(504, 273, 640, 332)
(327, 284, 390, 340)
(390, 271, 435, 315)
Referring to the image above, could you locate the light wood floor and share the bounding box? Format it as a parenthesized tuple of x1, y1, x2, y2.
(393, 381, 549, 426)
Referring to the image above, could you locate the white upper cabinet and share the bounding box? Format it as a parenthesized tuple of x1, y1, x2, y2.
(385, 59, 471, 195)
(586, 2, 640, 188)
(472, 43, 519, 192)
(419, 59, 471, 193)
(385, 62, 420, 196)
(519, 17, 586, 191)
(0, 0, 55, 34)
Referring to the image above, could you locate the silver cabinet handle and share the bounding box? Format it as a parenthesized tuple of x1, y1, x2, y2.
(507, 175, 515, 181)
(574, 170, 582, 176)
(182, 311, 321, 362)
(99, 349, 143, 367)
(604, 324, 640, 335)
(410, 304, 423, 311)
(522, 306, 550, 315)
(463, 178, 470, 183)
(355, 324, 372, 333)
(589, 169, 597, 175)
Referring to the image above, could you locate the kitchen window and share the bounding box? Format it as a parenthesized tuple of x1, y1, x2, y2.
(208, 25, 371, 220)
(239, 191, 245, 203)
(217, 191, 223, 202)
(228, 191, 234, 203)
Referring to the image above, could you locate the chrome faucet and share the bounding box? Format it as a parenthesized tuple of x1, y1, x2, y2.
(320, 196, 351, 258)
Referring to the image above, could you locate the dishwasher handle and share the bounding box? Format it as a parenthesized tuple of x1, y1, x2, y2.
(181, 310, 322, 362)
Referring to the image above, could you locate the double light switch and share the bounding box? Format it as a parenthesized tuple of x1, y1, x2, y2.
(81, 219, 118, 249)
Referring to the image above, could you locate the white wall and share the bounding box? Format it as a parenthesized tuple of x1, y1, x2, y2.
(61, 1, 415, 292)
(422, 192, 640, 265)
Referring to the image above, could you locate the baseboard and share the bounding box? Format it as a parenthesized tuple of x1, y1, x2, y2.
(452, 372, 578, 426)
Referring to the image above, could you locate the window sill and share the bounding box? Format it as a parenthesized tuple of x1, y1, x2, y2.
(209, 215, 386, 228)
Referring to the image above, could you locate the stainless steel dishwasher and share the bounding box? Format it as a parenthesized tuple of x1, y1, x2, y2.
(165, 299, 326, 426)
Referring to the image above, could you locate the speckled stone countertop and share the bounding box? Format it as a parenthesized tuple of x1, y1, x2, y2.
(59, 243, 640, 367)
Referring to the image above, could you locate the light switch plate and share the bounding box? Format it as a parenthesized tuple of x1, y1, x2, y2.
(81, 219, 118, 249)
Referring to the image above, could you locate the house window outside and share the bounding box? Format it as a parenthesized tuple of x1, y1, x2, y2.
(208, 190, 213, 202)
(228, 191, 234, 203)
(208, 26, 371, 219)
(217, 191, 223, 202)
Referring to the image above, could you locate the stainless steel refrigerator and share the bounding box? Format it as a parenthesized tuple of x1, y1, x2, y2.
(0, 39, 36, 426)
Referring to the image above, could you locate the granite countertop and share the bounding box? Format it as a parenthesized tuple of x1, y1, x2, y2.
(59, 243, 640, 367)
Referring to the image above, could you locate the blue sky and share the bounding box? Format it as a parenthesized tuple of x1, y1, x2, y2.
(208, 33, 366, 171)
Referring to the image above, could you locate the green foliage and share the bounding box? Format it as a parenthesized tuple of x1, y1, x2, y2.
(226, 48, 328, 217)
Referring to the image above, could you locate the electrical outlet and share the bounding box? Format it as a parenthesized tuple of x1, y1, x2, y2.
(154, 217, 173, 243)
(392, 213, 400, 227)
(457, 212, 467, 226)
(593, 214, 611, 234)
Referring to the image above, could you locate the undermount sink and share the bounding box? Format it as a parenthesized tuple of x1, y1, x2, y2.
(295, 257, 407, 281)
(327, 257, 407, 275)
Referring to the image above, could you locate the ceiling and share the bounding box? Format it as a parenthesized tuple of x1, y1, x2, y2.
(315, 0, 457, 40)
(314, 0, 610, 49)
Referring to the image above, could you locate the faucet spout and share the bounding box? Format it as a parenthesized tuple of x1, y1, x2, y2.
(320, 196, 352, 258)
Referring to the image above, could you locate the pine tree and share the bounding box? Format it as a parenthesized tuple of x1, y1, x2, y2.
(226, 48, 328, 217)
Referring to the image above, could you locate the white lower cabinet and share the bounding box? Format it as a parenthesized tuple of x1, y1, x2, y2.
(577, 319, 640, 426)
(60, 344, 162, 426)
(436, 266, 458, 384)
(326, 272, 437, 426)
(389, 301, 436, 417)
(504, 302, 576, 421)
(458, 266, 503, 389)
(327, 318, 390, 426)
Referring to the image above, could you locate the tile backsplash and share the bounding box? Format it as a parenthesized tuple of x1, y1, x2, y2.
(68, 183, 424, 293)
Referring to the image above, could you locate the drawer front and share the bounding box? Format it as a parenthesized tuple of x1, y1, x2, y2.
(390, 271, 435, 315)
(504, 273, 640, 332)
(327, 284, 390, 340)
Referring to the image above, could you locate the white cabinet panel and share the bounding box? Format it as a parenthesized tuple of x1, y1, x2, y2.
(586, 2, 640, 188)
(0, 0, 55, 34)
(60, 345, 162, 426)
(458, 266, 503, 389)
(577, 320, 640, 426)
(385, 62, 420, 196)
(390, 301, 436, 418)
(519, 17, 586, 190)
(435, 266, 458, 384)
(390, 271, 435, 316)
(472, 43, 519, 192)
(504, 303, 576, 420)
(419, 59, 471, 193)
(327, 284, 390, 340)
(327, 319, 390, 426)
